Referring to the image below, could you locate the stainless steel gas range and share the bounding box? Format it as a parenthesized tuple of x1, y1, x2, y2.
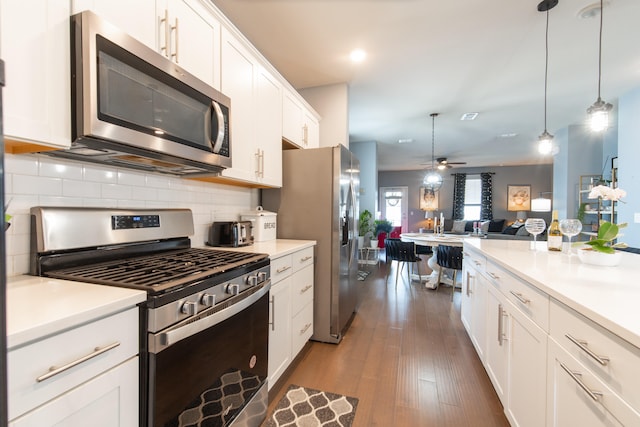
(30, 207, 270, 427)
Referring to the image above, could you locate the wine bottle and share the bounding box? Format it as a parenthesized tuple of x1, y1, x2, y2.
(547, 210, 562, 251)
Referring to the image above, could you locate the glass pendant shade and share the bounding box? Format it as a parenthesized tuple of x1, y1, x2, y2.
(537, 130, 554, 155)
(587, 98, 613, 132)
(423, 171, 443, 191)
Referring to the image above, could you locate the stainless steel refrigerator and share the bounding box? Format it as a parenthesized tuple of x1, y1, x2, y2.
(263, 145, 359, 344)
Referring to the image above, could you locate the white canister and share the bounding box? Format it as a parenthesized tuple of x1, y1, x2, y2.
(241, 206, 277, 242)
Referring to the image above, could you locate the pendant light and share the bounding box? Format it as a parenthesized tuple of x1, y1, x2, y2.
(537, 0, 558, 155)
(586, 0, 612, 132)
(423, 113, 443, 191)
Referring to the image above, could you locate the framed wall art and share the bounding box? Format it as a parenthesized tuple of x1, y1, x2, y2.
(507, 185, 531, 211)
(420, 187, 438, 211)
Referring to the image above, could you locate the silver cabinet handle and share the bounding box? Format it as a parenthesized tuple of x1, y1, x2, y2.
(260, 150, 265, 177)
(276, 265, 292, 274)
(270, 295, 276, 331)
(466, 272, 473, 296)
(170, 17, 179, 62)
(300, 284, 312, 294)
(254, 149, 261, 176)
(300, 323, 312, 335)
(498, 304, 504, 346)
(159, 9, 170, 57)
(474, 260, 482, 267)
(510, 291, 531, 305)
(300, 255, 312, 262)
(302, 123, 308, 146)
(463, 251, 470, 257)
(559, 363, 603, 402)
(488, 271, 500, 280)
(565, 334, 610, 366)
(36, 342, 120, 383)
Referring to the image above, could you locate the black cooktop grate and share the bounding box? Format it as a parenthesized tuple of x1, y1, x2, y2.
(45, 248, 266, 292)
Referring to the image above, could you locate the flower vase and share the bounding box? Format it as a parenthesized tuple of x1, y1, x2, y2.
(577, 248, 622, 267)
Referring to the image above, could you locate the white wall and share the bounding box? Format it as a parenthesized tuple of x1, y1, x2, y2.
(350, 141, 377, 217)
(300, 83, 349, 148)
(3, 153, 259, 277)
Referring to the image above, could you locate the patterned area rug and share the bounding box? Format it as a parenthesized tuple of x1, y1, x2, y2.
(357, 270, 370, 281)
(264, 385, 358, 427)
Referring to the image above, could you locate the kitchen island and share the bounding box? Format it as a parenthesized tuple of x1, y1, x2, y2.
(462, 238, 640, 426)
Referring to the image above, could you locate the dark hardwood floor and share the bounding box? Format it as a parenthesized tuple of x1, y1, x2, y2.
(265, 260, 510, 427)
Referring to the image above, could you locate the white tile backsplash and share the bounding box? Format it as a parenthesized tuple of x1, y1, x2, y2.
(4, 153, 260, 277)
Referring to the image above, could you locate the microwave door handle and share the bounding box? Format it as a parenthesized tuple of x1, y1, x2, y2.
(210, 100, 225, 153)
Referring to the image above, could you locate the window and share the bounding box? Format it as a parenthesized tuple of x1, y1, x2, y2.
(384, 190, 403, 226)
(464, 175, 481, 220)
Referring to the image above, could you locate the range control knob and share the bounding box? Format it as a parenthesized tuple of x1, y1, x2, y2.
(257, 271, 267, 283)
(201, 293, 216, 307)
(246, 275, 258, 286)
(226, 283, 240, 296)
(181, 301, 198, 316)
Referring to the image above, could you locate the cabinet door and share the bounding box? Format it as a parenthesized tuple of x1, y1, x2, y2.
(282, 92, 303, 146)
(303, 109, 319, 148)
(485, 284, 509, 405)
(546, 339, 638, 427)
(460, 260, 474, 336)
(470, 272, 488, 363)
(255, 65, 282, 187)
(10, 358, 138, 427)
(220, 28, 257, 183)
(506, 304, 547, 427)
(268, 277, 291, 389)
(161, 0, 219, 89)
(1, 0, 71, 148)
(71, 0, 156, 49)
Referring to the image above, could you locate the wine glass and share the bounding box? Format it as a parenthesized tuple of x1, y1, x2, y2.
(559, 219, 583, 255)
(524, 218, 547, 250)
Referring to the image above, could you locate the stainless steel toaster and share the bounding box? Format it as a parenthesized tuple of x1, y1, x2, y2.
(207, 221, 254, 247)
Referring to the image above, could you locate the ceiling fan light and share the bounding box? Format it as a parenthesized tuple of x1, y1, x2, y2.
(538, 131, 554, 155)
(587, 98, 613, 132)
(437, 164, 447, 170)
(423, 171, 443, 191)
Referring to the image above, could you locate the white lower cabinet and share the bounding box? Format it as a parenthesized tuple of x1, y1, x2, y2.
(268, 274, 292, 388)
(9, 357, 138, 427)
(268, 246, 314, 389)
(461, 257, 488, 363)
(8, 307, 140, 426)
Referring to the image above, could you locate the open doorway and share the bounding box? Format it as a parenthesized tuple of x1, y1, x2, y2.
(379, 186, 408, 233)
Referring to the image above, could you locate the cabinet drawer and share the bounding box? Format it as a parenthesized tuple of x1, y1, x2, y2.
(271, 254, 293, 283)
(292, 247, 314, 272)
(550, 299, 640, 411)
(547, 337, 640, 427)
(486, 261, 549, 331)
(463, 248, 485, 273)
(8, 307, 139, 420)
(291, 302, 313, 357)
(291, 264, 314, 316)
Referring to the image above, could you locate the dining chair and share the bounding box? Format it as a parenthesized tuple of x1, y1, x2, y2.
(436, 244, 463, 299)
(384, 238, 421, 287)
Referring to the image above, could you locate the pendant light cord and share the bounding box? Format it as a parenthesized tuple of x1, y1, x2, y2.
(596, 0, 604, 101)
(543, 9, 549, 132)
(431, 114, 436, 169)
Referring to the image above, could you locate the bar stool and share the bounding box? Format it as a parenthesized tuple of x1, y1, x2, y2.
(384, 238, 421, 287)
(436, 245, 463, 299)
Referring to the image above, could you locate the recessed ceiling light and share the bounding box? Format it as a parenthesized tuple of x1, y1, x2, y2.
(578, 2, 606, 19)
(350, 49, 366, 63)
(499, 133, 518, 138)
(460, 112, 479, 121)
(398, 138, 413, 144)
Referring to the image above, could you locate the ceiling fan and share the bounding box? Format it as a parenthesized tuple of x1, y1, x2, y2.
(435, 157, 467, 170)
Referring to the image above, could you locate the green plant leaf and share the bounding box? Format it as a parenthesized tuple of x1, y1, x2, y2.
(584, 239, 609, 247)
(597, 222, 618, 241)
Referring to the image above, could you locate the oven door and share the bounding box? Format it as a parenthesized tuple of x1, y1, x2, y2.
(146, 283, 269, 427)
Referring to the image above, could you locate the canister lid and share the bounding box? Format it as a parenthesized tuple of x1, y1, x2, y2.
(241, 206, 277, 217)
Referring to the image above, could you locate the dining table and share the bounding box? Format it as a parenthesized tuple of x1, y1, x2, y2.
(400, 232, 469, 289)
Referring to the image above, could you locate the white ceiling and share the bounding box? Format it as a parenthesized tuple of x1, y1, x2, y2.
(211, 0, 640, 171)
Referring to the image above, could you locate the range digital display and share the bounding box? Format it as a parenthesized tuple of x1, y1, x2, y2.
(112, 214, 160, 229)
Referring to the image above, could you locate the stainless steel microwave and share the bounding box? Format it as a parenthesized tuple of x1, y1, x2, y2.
(49, 11, 231, 176)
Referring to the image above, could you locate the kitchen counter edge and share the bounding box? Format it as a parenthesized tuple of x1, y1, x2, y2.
(6, 275, 147, 350)
(206, 239, 317, 259)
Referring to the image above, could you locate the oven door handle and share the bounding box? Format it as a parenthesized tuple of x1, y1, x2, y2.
(149, 281, 270, 354)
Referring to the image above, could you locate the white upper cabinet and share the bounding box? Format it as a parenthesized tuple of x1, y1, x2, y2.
(1, 0, 71, 149)
(220, 28, 282, 187)
(156, 0, 220, 89)
(283, 91, 319, 149)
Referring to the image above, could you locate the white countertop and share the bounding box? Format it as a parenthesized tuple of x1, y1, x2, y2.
(465, 238, 640, 349)
(6, 275, 146, 350)
(206, 239, 316, 259)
